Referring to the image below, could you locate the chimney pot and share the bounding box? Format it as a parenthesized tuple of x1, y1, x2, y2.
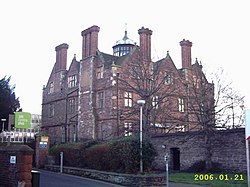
(81, 25, 100, 58)
(55, 43, 69, 72)
(180, 39, 192, 69)
(138, 27, 152, 61)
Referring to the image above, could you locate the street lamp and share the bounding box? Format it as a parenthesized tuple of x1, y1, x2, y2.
(116, 73, 120, 137)
(162, 144, 169, 187)
(1, 119, 6, 132)
(137, 99, 145, 173)
(230, 97, 235, 128)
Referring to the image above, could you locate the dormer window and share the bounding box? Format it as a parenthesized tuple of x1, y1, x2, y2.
(97, 66, 104, 79)
(68, 75, 77, 88)
(193, 75, 200, 88)
(165, 71, 173, 84)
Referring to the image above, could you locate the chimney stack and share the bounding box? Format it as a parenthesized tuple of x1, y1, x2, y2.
(81, 25, 100, 59)
(55, 43, 69, 72)
(180, 39, 192, 69)
(138, 27, 152, 61)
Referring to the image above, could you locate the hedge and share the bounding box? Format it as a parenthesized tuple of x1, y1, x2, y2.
(49, 136, 157, 174)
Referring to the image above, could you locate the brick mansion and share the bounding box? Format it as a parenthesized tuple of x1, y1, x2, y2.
(41, 25, 214, 144)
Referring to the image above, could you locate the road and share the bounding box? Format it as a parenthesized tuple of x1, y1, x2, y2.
(37, 169, 204, 187)
(38, 170, 125, 187)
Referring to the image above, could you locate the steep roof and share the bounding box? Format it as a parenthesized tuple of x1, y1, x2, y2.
(98, 48, 135, 68)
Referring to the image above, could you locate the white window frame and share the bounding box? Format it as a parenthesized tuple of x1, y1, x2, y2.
(124, 92, 132, 107)
(69, 98, 76, 113)
(165, 71, 173, 85)
(68, 75, 77, 88)
(178, 98, 185, 112)
(152, 96, 159, 109)
(193, 75, 200, 88)
(124, 122, 132, 136)
(97, 91, 104, 108)
(175, 125, 185, 132)
(97, 66, 104, 79)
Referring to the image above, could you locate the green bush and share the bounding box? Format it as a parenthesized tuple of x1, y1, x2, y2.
(107, 136, 158, 173)
(84, 144, 110, 170)
(49, 137, 157, 174)
(49, 140, 98, 167)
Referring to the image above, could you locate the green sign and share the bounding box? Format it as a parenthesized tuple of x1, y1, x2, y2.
(15, 112, 31, 129)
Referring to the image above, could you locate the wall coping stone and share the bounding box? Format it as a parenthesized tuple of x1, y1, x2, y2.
(152, 128, 245, 138)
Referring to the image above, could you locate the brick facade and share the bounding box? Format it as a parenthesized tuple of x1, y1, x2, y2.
(42, 25, 213, 143)
(0, 145, 33, 187)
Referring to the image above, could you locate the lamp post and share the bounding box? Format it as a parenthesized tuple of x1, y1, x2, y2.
(116, 73, 120, 137)
(137, 99, 145, 173)
(230, 97, 235, 128)
(162, 145, 170, 187)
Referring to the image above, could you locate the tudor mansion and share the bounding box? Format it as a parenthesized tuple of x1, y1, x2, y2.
(41, 25, 214, 144)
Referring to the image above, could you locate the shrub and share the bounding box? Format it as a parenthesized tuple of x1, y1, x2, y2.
(107, 136, 158, 173)
(49, 137, 157, 174)
(84, 144, 110, 170)
(49, 140, 98, 167)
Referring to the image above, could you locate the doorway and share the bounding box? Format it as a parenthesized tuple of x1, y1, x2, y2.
(170, 147, 180, 171)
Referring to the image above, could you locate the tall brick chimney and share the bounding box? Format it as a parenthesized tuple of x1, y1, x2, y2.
(81, 25, 100, 58)
(55, 43, 69, 72)
(138, 27, 152, 61)
(180, 39, 192, 69)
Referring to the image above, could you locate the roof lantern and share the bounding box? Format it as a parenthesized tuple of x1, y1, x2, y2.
(112, 24, 136, 57)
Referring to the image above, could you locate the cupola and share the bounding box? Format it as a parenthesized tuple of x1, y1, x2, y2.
(112, 25, 135, 56)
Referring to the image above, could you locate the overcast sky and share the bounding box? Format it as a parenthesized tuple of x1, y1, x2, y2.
(0, 0, 249, 114)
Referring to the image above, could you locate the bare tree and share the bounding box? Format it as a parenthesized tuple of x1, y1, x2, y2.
(212, 68, 245, 129)
(118, 50, 187, 136)
(186, 64, 244, 171)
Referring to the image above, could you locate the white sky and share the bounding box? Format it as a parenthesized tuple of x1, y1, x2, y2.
(0, 0, 249, 114)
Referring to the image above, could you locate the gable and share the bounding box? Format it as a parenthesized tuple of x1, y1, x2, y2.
(155, 55, 183, 81)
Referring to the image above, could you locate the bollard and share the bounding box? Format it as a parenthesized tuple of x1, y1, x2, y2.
(31, 170, 40, 187)
(60, 152, 63, 173)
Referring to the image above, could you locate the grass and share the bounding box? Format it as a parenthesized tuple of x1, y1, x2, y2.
(169, 172, 247, 187)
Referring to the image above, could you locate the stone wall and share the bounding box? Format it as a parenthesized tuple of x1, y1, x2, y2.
(151, 128, 246, 172)
(0, 145, 34, 187)
(45, 165, 165, 186)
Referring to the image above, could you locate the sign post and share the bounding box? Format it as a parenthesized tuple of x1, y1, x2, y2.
(164, 153, 170, 187)
(245, 109, 250, 187)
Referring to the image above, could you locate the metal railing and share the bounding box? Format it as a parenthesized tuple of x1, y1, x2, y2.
(0, 128, 39, 143)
